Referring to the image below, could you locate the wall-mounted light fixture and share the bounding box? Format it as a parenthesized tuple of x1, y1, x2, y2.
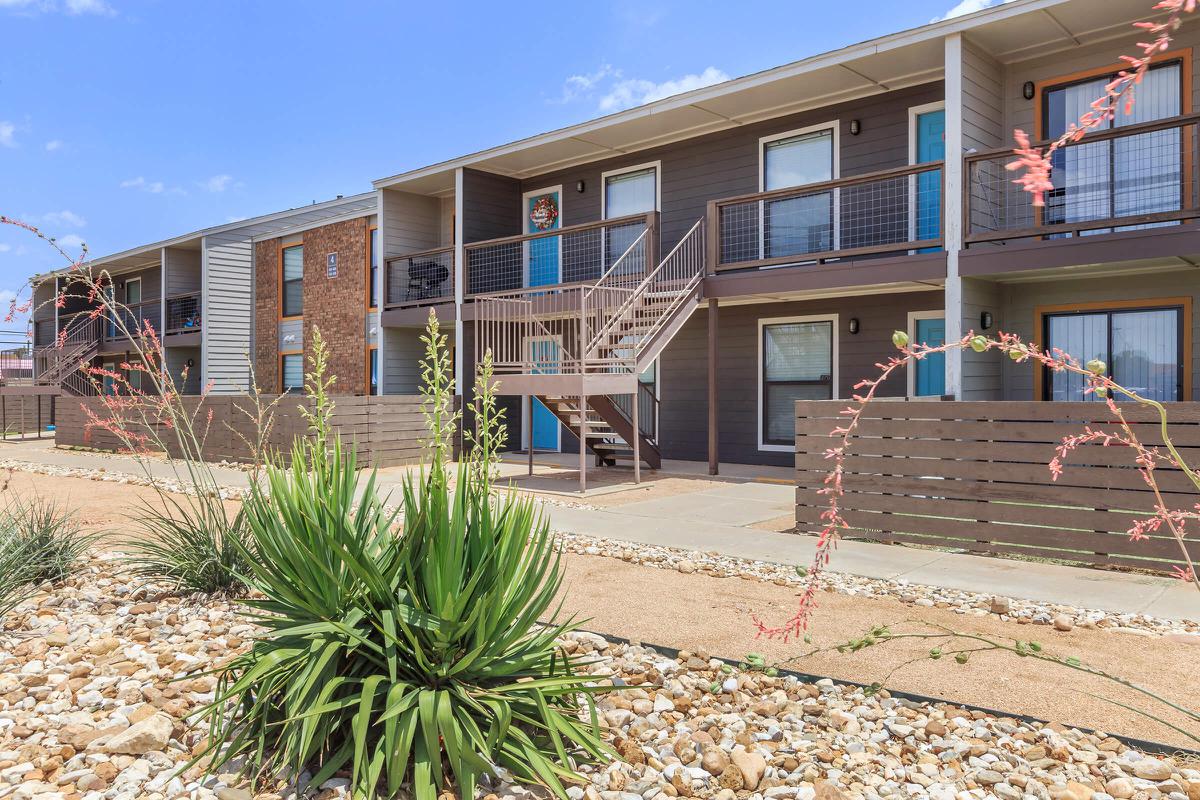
(283, 334, 297, 345)
(186, 358, 195, 368)
(1022, 81, 1035, 101)
(980, 311, 994, 331)
(576, 180, 586, 193)
(849, 119, 861, 136)
(848, 317, 860, 335)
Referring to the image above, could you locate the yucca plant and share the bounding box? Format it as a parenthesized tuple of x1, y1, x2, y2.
(2, 496, 93, 584)
(122, 492, 252, 596)
(0, 528, 35, 618)
(195, 321, 610, 800)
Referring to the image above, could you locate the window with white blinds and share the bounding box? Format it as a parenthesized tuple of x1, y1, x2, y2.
(762, 320, 834, 446)
(282, 353, 304, 394)
(282, 245, 304, 318)
(604, 166, 657, 271)
(1044, 305, 1183, 401)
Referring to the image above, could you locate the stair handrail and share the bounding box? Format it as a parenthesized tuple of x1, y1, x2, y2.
(584, 217, 705, 361)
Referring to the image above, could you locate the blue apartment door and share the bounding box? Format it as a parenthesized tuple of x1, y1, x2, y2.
(915, 109, 945, 248)
(528, 337, 561, 451)
(525, 189, 561, 288)
(914, 317, 946, 396)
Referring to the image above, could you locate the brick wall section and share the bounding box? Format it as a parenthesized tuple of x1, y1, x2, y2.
(251, 218, 370, 396)
(303, 217, 368, 396)
(253, 238, 281, 392)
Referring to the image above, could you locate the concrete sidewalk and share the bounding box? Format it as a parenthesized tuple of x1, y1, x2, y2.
(5, 438, 1195, 621)
(539, 481, 1198, 621)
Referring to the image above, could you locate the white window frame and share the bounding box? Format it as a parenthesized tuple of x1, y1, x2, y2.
(600, 161, 661, 271)
(907, 101, 945, 248)
(757, 313, 839, 453)
(124, 276, 142, 306)
(906, 309, 946, 398)
(758, 122, 840, 263)
(521, 185, 564, 289)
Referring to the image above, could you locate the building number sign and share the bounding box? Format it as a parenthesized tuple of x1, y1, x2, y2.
(327, 252, 338, 278)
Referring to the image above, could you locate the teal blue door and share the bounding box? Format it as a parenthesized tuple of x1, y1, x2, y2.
(528, 337, 560, 451)
(915, 110, 945, 249)
(525, 190, 561, 288)
(914, 317, 946, 396)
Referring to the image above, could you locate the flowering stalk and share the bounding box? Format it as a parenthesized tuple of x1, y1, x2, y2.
(755, 331, 1200, 641)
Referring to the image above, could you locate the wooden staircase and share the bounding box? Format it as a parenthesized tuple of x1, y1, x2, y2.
(538, 393, 661, 469)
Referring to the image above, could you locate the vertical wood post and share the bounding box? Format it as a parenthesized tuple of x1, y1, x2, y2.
(631, 390, 640, 485)
(527, 394, 534, 476)
(705, 201, 719, 276)
(578, 394, 587, 493)
(707, 298, 719, 475)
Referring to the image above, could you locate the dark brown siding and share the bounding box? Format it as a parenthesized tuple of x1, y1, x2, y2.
(512, 82, 944, 257)
(463, 168, 522, 243)
(657, 291, 944, 466)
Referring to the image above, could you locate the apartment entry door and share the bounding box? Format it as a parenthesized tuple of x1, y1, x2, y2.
(523, 187, 562, 289)
(914, 108, 945, 248)
(524, 335, 562, 452)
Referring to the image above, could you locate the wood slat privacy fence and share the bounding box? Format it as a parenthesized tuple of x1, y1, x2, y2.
(55, 394, 442, 468)
(0, 391, 57, 440)
(795, 400, 1200, 573)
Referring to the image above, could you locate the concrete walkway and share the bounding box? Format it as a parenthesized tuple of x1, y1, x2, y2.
(4, 438, 1195, 621)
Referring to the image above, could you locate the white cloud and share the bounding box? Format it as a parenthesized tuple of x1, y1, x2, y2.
(120, 176, 184, 195)
(200, 174, 233, 192)
(554, 64, 617, 104)
(0, 0, 115, 14)
(0, 244, 11, 253)
(55, 234, 85, 250)
(0, 121, 16, 148)
(932, 0, 1014, 21)
(39, 209, 86, 228)
(598, 66, 730, 113)
(44, 139, 62, 152)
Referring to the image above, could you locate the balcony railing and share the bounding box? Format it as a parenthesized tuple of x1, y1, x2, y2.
(385, 246, 454, 309)
(965, 112, 1200, 245)
(708, 162, 944, 271)
(165, 292, 202, 334)
(464, 212, 657, 296)
(105, 300, 161, 341)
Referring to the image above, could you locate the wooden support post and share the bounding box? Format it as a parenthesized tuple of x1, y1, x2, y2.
(707, 298, 719, 475)
(527, 395, 534, 476)
(631, 390, 640, 485)
(578, 394, 587, 494)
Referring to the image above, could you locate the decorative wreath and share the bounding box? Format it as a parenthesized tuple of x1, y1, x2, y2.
(529, 195, 559, 231)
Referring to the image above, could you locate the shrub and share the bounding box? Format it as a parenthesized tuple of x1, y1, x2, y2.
(122, 492, 252, 596)
(195, 322, 609, 800)
(2, 496, 92, 584)
(0, 531, 34, 618)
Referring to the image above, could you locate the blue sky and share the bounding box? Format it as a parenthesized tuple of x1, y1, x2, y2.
(0, 0, 995, 327)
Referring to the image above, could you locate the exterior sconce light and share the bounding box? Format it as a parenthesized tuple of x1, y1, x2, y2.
(848, 317, 860, 335)
(576, 180, 586, 193)
(186, 358, 194, 368)
(980, 311, 993, 330)
(1022, 81, 1035, 100)
(849, 119, 861, 136)
(283, 334, 297, 345)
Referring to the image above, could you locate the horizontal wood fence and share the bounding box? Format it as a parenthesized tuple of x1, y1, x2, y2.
(795, 400, 1200, 573)
(0, 391, 57, 440)
(55, 394, 441, 468)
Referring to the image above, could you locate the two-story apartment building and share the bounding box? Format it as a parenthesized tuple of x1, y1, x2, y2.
(30, 193, 378, 398)
(25, 0, 1199, 483)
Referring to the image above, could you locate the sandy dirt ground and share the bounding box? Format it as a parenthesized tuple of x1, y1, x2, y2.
(5, 469, 1198, 749)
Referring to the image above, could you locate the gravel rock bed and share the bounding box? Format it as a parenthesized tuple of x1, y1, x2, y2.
(555, 534, 1200, 639)
(2, 558, 1198, 800)
(0, 459, 247, 501)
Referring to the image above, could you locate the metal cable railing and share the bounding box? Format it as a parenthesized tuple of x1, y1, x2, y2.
(385, 246, 454, 308)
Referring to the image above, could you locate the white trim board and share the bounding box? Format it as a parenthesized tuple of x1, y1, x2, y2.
(757, 313, 839, 453)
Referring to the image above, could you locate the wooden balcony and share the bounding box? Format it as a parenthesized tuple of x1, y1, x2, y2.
(464, 212, 658, 296)
(165, 292, 202, 335)
(706, 161, 944, 273)
(964, 112, 1200, 247)
(384, 246, 454, 310)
